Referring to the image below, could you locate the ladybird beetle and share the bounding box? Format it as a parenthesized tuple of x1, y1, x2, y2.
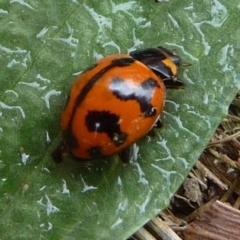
(52, 46, 190, 163)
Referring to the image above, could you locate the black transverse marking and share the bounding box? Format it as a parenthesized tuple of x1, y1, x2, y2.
(110, 77, 160, 117)
(87, 146, 103, 158)
(64, 57, 135, 149)
(73, 58, 135, 114)
(85, 110, 128, 147)
(73, 58, 135, 113)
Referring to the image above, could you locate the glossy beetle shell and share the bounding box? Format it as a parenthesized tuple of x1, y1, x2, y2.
(61, 54, 166, 159)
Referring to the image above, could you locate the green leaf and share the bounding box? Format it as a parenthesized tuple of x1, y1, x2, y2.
(0, 0, 239, 239)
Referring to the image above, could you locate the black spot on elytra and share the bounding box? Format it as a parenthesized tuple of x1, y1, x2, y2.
(64, 57, 135, 150)
(87, 146, 103, 158)
(85, 110, 128, 147)
(73, 58, 135, 112)
(109, 77, 160, 117)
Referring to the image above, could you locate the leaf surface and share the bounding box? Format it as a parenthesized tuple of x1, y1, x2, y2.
(0, 0, 239, 239)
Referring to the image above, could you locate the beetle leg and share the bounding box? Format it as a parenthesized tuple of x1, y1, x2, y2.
(162, 77, 184, 89)
(52, 141, 67, 163)
(118, 148, 131, 164)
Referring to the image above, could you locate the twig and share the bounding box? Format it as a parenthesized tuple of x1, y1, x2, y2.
(207, 131, 240, 147)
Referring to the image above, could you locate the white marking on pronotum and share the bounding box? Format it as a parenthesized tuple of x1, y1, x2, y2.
(81, 175, 98, 192)
(37, 195, 60, 215)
